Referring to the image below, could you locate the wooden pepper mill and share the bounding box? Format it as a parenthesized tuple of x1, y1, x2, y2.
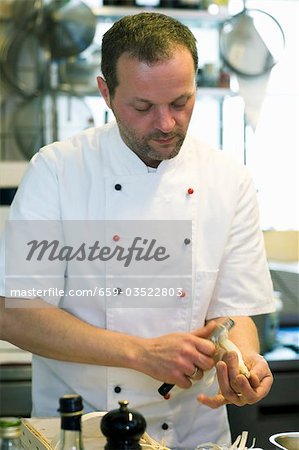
(100, 400, 146, 450)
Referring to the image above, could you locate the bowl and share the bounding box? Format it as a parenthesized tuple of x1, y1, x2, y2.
(269, 432, 299, 450)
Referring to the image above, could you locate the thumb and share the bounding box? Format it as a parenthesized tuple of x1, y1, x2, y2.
(191, 320, 218, 339)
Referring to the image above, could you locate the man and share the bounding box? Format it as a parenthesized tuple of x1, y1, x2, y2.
(0, 12, 274, 450)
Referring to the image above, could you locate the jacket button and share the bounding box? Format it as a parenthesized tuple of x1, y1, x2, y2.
(178, 290, 186, 298)
(184, 238, 191, 245)
(114, 386, 121, 394)
(113, 234, 120, 242)
(114, 184, 122, 191)
(161, 423, 169, 430)
(187, 187, 194, 195)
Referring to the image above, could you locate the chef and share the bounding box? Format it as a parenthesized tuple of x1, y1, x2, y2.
(0, 12, 274, 450)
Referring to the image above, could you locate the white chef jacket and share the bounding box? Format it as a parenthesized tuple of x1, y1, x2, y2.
(0, 121, 274, 450)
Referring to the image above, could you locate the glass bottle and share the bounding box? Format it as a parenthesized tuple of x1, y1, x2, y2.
(59, 394, 84, 450)
(0, 417, 24, 450)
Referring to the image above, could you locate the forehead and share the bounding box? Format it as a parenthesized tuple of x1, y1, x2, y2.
(116, 47, 195, 76)
(115, 49, 196, 101)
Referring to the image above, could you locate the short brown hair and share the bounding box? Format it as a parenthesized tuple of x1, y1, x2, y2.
(101, 12, 198, 97)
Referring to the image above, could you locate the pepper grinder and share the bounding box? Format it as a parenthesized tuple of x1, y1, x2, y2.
(100, 400, 146, 450)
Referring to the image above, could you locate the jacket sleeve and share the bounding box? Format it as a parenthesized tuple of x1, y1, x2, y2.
(206, 167, 274, 318)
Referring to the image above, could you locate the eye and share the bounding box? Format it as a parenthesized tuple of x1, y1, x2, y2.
(172, 103, 186, 109)
(172, 101, 187, 109)
(172, 95, 193, 109)
(134, 104, 152, 112)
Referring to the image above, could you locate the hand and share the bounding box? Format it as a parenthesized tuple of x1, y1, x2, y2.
(138, 321, 217, 388)
(197, 351, 273, 408)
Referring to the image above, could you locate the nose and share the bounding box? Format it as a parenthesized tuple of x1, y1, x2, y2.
(154, 106, 176, 133)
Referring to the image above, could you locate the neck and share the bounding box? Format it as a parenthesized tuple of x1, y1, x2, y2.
(60, 429, 83, 450)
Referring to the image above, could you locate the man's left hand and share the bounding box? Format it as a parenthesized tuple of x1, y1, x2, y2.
(197, 351, 273, 408)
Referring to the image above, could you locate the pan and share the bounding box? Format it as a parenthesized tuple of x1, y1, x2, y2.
(39, 0, 97, 59)
(13, 90, 95, 159)
(219, 7, 285, 77)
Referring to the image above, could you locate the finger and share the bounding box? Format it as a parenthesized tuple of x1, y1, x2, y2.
(214, 346, 226, 363)
(177, 364, 203, 388)
(217, 362, 262, 405)
(193, 369, 204, 380)
(215, 361, 248, 404)
(196, 351, 215, 371)
(221, 352, 259, 397)
(187, 366, 204, 380)
(216, 360, 236, 397)
(222, 351, 247, 393)
(249, 356, 273, 390)
(222, 351, 241, 379)
(247, 371, 260, 389)
(233, 374, 257, 403)
(233, 371, 273, 405)
(197, 392, 227, 409)
(198, 389, 248, 408)
(175, 373, 193, 389)
(191, 321, 218, 338)
(191, 334, 215, 358)
(187, 366, 199, 379)
(248, 372, 273, 401)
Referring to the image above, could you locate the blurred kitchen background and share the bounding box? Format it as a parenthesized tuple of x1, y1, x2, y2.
(0, 0, 298, 448)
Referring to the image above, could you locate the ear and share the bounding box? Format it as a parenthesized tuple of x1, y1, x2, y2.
(97, 76, 111, 108)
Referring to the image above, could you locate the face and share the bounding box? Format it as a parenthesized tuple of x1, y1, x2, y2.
(97, 48, 196, 167)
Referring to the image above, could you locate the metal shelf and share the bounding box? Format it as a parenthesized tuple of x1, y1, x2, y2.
(197, 87, 233, 97)
(93, 6, 230, 27)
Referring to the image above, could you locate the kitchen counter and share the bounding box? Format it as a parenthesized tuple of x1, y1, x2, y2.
(20, 413, 266, 450)
(0, 340, 32, 365)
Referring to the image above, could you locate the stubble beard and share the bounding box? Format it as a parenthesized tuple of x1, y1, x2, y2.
(116, 118, 186, 165)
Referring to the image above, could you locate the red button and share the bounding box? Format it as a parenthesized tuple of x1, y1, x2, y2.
(113, 235, 120, 242)
(178, 290, 186, 298)
(187, 188, 194, 195)
(164, 393, 171, 400)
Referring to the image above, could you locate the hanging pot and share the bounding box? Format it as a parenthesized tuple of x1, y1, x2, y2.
(13, 89, 95, 159)
(0, 27, 49, 97)
(39, 0, 97, 59)
(11, 0, 42, 27)
(219, 8, 285, 77)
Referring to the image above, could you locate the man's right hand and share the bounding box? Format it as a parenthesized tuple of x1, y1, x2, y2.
(134, 321, 217, 388)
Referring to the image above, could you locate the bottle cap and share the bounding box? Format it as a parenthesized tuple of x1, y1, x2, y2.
(0, 417, 22, 438)
(59, 394, 83, 415)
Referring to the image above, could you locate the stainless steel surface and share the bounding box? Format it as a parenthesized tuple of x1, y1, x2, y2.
(0, 365, 32, 417)
(0, 341, 32, 417)
(40, 0, 97, 58)
(0, 366, 31, 382)
(269, 432, 299, 450)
